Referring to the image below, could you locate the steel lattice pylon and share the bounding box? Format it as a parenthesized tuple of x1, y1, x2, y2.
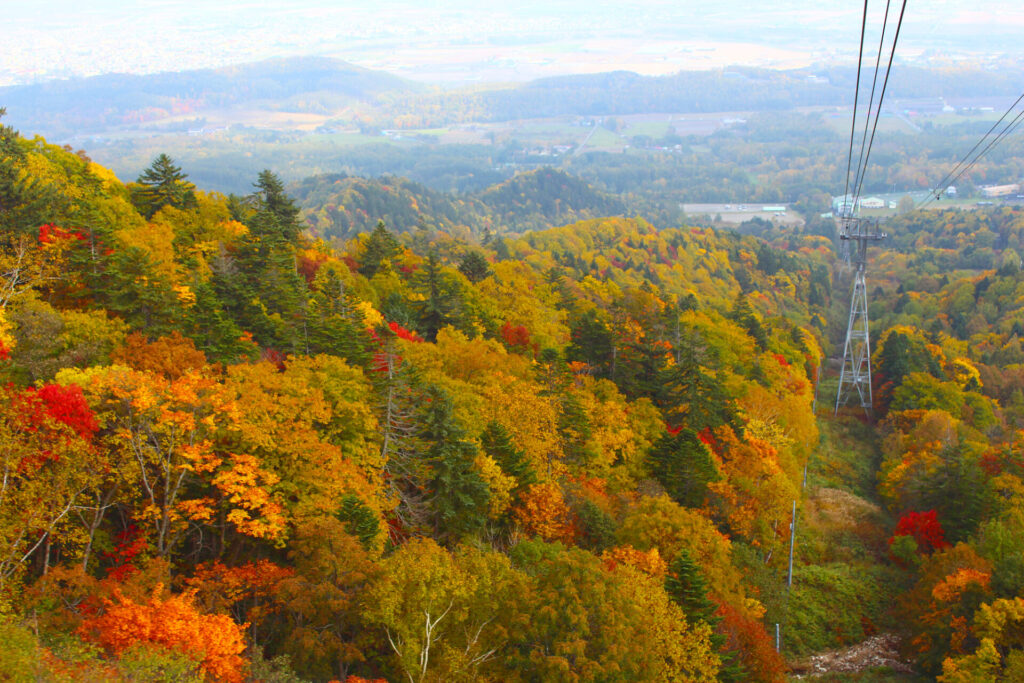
(835, 218, 887, 417)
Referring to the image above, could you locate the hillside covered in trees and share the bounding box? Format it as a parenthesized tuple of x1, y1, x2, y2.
(3, 110, 1024, 683)
(291, 167, 631, 240)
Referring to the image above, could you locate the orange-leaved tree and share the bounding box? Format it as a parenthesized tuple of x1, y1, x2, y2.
(706, 426, 798, 560)
(79, 586, 248, 683)
(513, 482, 575, 543)
(899, 543, 995, 674)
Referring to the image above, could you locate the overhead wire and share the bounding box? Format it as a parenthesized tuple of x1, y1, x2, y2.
(850, 0, 893, 207)
(839, 0, 1024, 218)
(917, 91, 1024, 209)
(852, 0, 908, 207)
(920, 109, 1024, 209)
(842, 0, 871, 216)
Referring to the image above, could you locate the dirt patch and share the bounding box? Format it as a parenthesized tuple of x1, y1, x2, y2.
(790, 633, 916, 677)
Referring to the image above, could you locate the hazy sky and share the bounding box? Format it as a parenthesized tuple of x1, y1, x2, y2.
(4, 1, 1024, 85)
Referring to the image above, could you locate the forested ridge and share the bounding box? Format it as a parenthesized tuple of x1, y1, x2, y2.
(7, 60, 1019, 142)
(2, 110, 1024, 683)
(291, 167, 630, 241)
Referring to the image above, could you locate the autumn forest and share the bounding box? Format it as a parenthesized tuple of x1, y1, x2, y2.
(3, 95, 1024, 683)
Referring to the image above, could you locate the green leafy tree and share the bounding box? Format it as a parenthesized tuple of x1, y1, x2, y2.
(908, 444, 990, 543)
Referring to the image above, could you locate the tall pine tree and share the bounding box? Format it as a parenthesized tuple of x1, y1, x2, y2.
(249, 170, 304, 246)
(421, 386, 490, 543)
(647, 429, 719, 508)
(666, 550, 744, 682)
(132, 154, 196, 218)
(359, 220, 401, 277)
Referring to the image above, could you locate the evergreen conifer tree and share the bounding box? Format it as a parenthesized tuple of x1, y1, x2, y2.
(414, 250, 458, 341)
(647, 429, 719, 508)
(133, 154, 196, 218)
(421, 387, 490, 543)
(730, 295, 769, 351)
(359, 220, 401, 277)
(665, 550, 744, 682)
(567, 308, 615, 377)
(0, 109, 63, 234)
(336, 494, 381, 549)
(457, 250, 491, 283)
(480, 421, 537, 495)
(182, 280, 253, 363)
(306, 266, 371, 367)
(658, 336, 734, 432)
(249, 170, 304, 245)
(665, 549, 718, 625)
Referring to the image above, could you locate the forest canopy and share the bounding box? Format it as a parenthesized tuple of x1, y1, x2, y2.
(3, 108, 1024, 681)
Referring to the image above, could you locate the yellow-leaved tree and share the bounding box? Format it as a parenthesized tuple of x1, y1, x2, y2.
(60, 363, 286, 557)
(363, 538, 528, 682)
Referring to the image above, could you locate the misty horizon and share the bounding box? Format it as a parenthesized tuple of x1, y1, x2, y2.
(4, 0, 1024, 87)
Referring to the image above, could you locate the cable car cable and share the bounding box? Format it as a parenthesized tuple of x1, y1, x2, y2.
(842, 0, 871, 214)
(917, 90, 1024, 208)
(852, 0, 908, 206)
(920, 106, 1024, 209)
(851, 0, 893, 206)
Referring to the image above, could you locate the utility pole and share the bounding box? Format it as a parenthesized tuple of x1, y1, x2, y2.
(787, 499, 797, 589)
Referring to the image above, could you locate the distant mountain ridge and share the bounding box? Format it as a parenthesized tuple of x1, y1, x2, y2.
(0, 56, 417, 139)
(367, 64, 1024, 127)
(6, 56, 1023, 144)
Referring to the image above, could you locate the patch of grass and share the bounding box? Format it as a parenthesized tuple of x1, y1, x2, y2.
(584, 126, 626, 149)
(624, 121, 671, 137)
(783, 563, 903, 657)
(808, 418, 882, 500)
(798, 488, 890, 566)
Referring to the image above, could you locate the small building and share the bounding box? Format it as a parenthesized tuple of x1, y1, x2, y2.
(982, 184, 1020, 198)
(946, 186, 957, 198)
(860, 197, 885, 209)
(832, 194, 860, 216)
